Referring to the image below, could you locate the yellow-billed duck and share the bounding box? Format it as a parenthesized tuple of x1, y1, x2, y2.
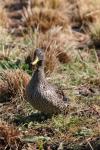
(26, 48, 69, 114)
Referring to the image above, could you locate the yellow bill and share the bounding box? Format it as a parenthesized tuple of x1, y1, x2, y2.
(32, 56, 39, 65)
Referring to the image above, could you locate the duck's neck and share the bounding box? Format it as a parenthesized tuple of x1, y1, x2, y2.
(31, 62, 45, 84)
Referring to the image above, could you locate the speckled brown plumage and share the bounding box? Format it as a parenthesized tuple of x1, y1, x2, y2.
(26, 48, 69, 114)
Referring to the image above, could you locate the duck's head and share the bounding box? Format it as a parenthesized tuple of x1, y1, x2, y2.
(32, 48, 45, 67)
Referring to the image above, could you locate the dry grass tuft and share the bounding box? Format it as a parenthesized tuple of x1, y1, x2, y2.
(38, 28, 72, 74)
(1, 0, 100, 36)
(2, 0, 68, 34)
(0, 69, 30, 102)
(25, 26, 91, 74)
(22, 6, 68, 32)
(74, 0, 100, 32)
(0, 122, 23, 150)
(25, 27, 72, 75)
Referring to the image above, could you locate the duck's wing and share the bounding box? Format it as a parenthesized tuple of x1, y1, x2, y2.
(48, 83, 68, 103)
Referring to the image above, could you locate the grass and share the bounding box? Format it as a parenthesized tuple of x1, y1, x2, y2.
(0, 39, 100, 149)
(0, 28, 100, 148)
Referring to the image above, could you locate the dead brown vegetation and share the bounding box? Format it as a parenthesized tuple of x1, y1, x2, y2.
(25, 27, 72, 75)
(38, 28, 72, 73)
(2, 0, 69, 34)
(22, 7, 68, 32)
(0, 69, 30, 102)
(0, 122, 23, 150)
(0, 0, 100, 34)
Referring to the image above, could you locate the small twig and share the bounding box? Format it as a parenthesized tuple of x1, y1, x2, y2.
(86, 139, 94, 150)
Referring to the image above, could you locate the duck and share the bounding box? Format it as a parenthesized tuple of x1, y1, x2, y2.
(25, 48, 69, 114)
